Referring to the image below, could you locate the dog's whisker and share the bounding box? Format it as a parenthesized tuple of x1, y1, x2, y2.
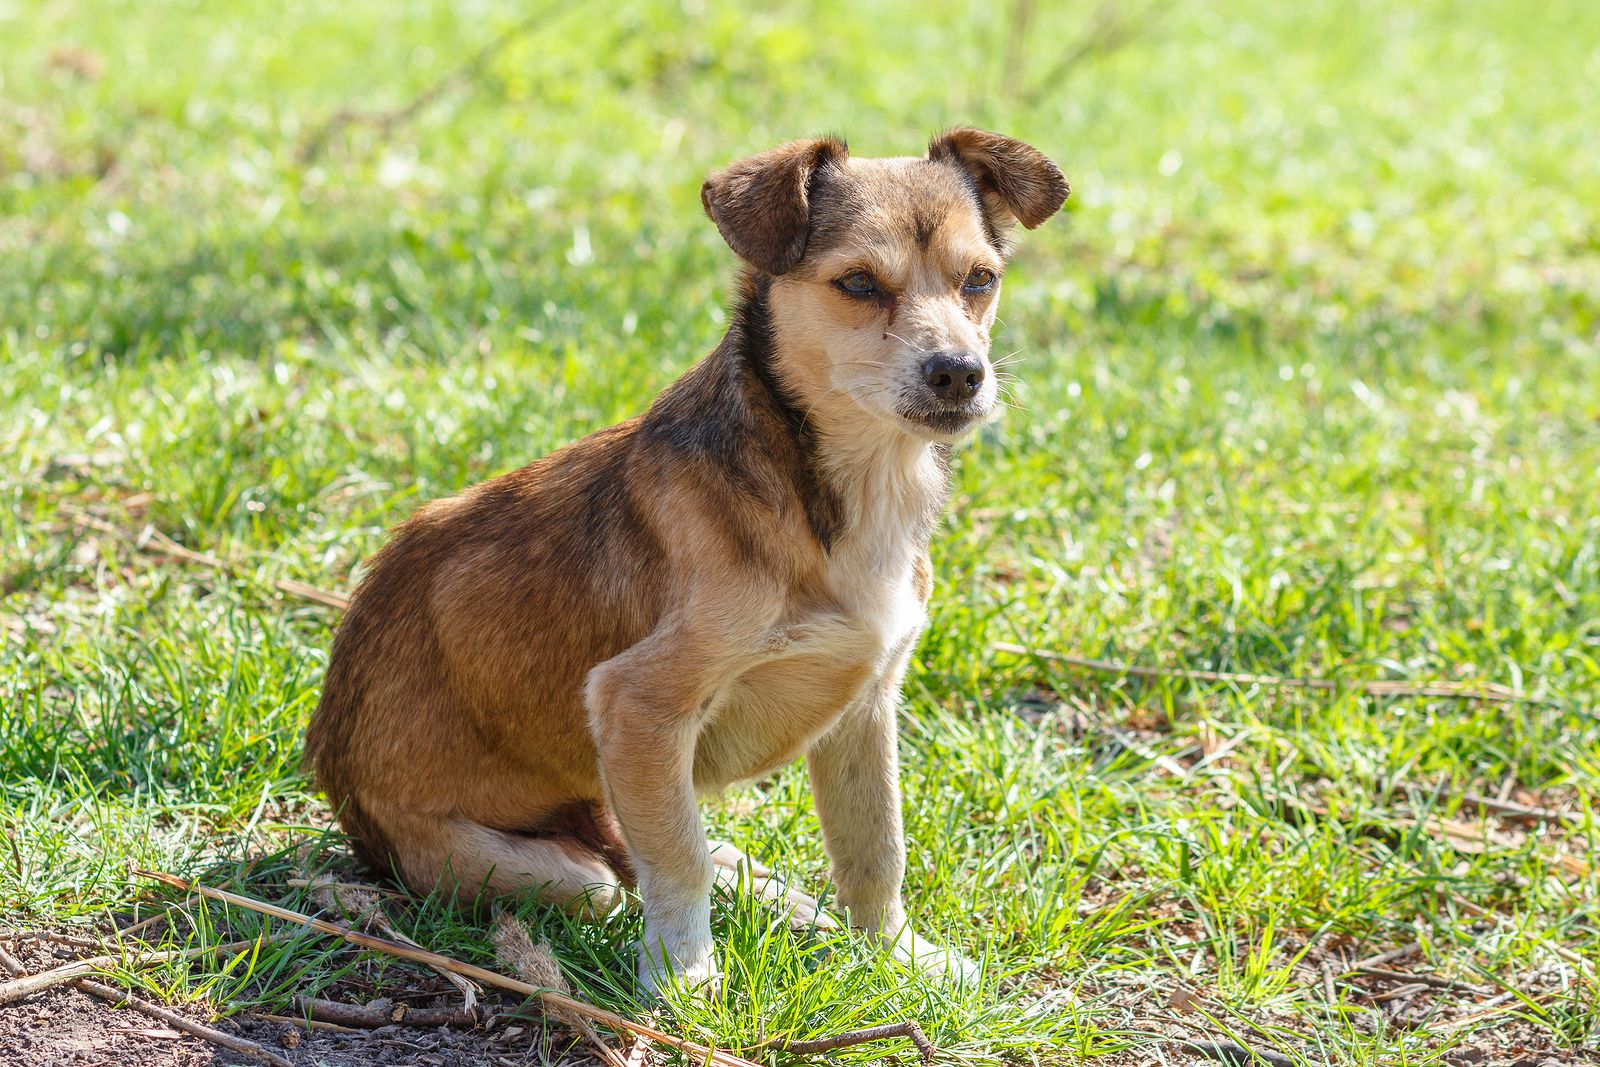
(799, 384, 855, 433)
(884, 332, 931, 354)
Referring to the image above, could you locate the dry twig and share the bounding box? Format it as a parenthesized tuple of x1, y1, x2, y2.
(135, 869, 762, 1067)
(996, 641, 1539, 704)
(67, 511, 350, 609)
(292, 994, 475, 1030)
(1351, 941, 1420, 970)
(1179, 1038, 1297, 1067)
(253, 1010, 360, 1033)
(1456, 790, 1577, 825)
(1349, 966, 1484, 996)
(758, 1020, 936, 1064)
(6, 929, 106, 950)
(298, 7, 555, 161)
(305, 873, 479, 1013)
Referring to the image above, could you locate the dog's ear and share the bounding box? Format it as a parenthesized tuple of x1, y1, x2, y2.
(927, 128, 1069, 234)
(701, 137, 848, 276)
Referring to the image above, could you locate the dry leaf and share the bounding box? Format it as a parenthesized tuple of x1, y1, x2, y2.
(1167, 986, 1201, 1013)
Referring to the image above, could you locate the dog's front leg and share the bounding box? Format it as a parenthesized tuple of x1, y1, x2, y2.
(807, 651, 979, 983)
(586, 620, 723, 996)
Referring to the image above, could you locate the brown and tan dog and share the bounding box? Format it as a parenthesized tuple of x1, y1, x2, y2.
(306, 129, 1068, 993)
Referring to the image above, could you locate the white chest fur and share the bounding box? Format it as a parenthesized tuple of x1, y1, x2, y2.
(818, 434, 944, 662)
(690, 436, 942, 790)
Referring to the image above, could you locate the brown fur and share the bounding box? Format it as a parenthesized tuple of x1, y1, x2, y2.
(306, 129, 1068, 990)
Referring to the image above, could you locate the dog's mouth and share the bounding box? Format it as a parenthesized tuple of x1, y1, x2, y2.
(897, 403, 989, 436)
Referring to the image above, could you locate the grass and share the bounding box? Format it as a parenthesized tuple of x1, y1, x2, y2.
(2, 0, 1598, 1062)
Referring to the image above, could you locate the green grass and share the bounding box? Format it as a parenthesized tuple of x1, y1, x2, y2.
(3, 0, 1599, 1063)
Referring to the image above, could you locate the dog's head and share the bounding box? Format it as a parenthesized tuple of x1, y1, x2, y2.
(702, 129, 1068, 441)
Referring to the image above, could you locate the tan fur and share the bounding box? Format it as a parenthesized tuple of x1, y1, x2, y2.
(306, 129, 1068, 992)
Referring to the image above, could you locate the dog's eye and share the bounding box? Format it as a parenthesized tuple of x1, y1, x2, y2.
(963, 267, 997, 292)
(835, 270, 878, 297)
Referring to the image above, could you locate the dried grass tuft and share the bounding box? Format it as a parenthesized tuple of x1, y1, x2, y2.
(491, 911, 571, 996)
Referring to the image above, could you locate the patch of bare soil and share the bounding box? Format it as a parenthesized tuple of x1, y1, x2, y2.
(0, 939, 600, 1067)
(1, 988, 597, 1067)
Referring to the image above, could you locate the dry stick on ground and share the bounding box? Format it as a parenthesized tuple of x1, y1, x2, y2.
(1179, 1038, 1297, 1067)
(7, 929, 106, 950)
(297, 6, 556, 162)
(304, 873, 479, 1014)
(1455, 789, 1577, 825)
(757, 1021, 936, 1065)
(1368, 981, 1431, 1005)
(134, 870, 766, 1067)
(67, 511, 351, 610)
(995, 641, 1539, 704)
(255, 1010, 361, 1033)
(0, 935, 284, 1007)
(1351, 941, 1420, 970)
(291, 994, 476, 1030)
(1015, 0, 1168, 106)
(1346, 966, 1487, 995)
(0, 935, 291, 1067)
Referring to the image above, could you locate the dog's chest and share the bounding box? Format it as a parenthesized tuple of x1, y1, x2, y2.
(690, 455, 937, 791)
(819, 537, 927, 664)
(693, 558, 924, 791)
(819, 443, 943, 648)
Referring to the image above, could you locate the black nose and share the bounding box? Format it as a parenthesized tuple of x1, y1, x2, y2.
(921, 353, 985, 404)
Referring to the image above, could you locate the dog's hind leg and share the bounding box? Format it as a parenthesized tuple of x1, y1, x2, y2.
(389, 814, 626, 919)
(707, 839, 837, 931)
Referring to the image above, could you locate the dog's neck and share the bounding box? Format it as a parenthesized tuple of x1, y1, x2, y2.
(731, 272, 950, 560)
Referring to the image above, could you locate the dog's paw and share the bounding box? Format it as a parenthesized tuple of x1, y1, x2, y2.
(635, 930, 720, 1000)
(886, 928, 983, 987)
(768, 881, 840, 933)
(637, 951, 720, 1000)
(709, 850, 839, 934)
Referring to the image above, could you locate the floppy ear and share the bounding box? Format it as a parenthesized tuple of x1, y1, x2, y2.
(927, 128, 1069, 233)
(700, 137, 848, 276)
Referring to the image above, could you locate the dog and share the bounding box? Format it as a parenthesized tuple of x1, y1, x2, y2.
(306, 128, 1068, 993)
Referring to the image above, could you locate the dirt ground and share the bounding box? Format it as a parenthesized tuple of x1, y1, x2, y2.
(0, 938, 597, 1067)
